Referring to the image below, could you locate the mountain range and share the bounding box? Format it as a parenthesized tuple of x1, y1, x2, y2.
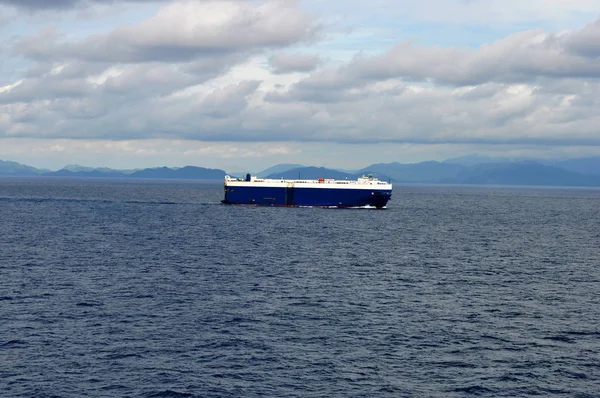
(1, 155, 600, 187)
(0, 160, 227, 180)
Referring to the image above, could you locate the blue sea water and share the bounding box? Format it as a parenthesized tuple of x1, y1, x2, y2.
(1, 177, 599, 397)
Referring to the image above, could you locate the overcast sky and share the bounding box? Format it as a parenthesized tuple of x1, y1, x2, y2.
(1, 0, 600, 171)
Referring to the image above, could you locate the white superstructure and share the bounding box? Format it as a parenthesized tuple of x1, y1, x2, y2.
(224, 175, 392, 190)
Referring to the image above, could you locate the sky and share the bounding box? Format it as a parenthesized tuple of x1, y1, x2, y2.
(1, 0, 600, 172)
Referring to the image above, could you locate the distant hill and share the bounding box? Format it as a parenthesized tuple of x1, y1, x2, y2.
(44, 169, 127, 178)
(257, 163, 304, 178)
(46, 165, 225, 180)
(358, 160, 600, 186)
(551, 157, 600, 176)
(2, 156, 600, 186)
(444, 155, 600, 177)
(443, 154, 528, 166)
(360, 161, 465, 183)
(457, 162, 600, 186)
(0, 159, 225, 180)
(0, 160, 46, 176)
(266, 166, 359, 180)
(61, 164, 136, 174)
(129, 166, 226, 180)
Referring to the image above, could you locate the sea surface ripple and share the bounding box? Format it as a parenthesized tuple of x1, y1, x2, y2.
(1, 178, 599, 397)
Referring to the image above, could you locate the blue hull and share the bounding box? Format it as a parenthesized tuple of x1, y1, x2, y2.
(222, 186, 391, 208)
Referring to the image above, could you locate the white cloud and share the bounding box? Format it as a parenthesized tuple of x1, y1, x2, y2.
(15, 1, 320, 63)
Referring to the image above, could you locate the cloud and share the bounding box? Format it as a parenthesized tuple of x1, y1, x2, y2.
(259, 73, 600, 146)
(266, 15, 600, 113)
(1, 0, 321, 140)
(197, 80, 261, 117)
(0, 59, 222, 106)
(1, 0, 600, 162)
(0, 75, 92, 104)
(564, 18, 600, 57)
(269, 52, 320, 74)
(0, 0, 165, 10)
(273, 22, 600, 94)
(15, 1, 319, 63)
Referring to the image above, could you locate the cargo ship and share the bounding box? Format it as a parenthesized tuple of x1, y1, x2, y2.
(221, 174, 392, 208)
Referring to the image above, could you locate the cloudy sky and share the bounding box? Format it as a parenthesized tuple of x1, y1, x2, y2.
(1, 0, 600, 172)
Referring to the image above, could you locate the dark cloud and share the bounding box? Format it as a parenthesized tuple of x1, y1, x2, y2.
(264, 66, 360, 103)
(457, 83, 504, 100)
(269, 53, 320, 74)
(183, 53, 249, 78)
(1, 0, 81, 9)
(0, 76, 93, 104)
(0, 0, 164, 10)
(564, 18, 600, 57)
(99, 64, 201, 96)
(24, 61, 107, 80)
(198, 80, 261, 118)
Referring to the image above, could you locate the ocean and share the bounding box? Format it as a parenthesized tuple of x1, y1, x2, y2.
(1, 177, 599, 397)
